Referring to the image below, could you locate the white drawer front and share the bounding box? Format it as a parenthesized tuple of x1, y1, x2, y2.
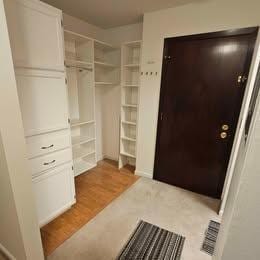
(32, 163, 74, 226)
(30, 148, 72, 177)
(26, 130, 71, 159)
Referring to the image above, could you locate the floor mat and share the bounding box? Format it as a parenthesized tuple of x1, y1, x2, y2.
(117, 220, 185, 260)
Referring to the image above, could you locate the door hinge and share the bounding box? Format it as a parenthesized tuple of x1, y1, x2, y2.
(68, 118, 71, 124)
(160, 112, 163, 121)
(72, 166, 74, 170)
(61, 20, 63, 27)
(65, 78, 68, 84)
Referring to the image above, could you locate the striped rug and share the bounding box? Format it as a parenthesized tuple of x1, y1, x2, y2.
(201, 220, 220, 256)
(116, 221, 185, 260)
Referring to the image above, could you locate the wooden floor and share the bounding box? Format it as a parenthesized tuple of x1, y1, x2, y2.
(41, 159, 139, 256)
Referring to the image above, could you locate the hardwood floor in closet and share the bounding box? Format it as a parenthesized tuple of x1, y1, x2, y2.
(41, 159, 139, 256)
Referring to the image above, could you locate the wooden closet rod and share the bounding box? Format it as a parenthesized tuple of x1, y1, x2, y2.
(65, 65, 93, 72)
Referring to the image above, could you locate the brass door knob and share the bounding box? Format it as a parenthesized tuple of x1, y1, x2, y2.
(220, 132, 227, 139)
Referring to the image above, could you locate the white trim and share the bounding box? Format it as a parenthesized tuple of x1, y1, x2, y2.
(135, 170, 152, 179)
(0, 243, 16, 260)
(39, 202, 73, 227)
(219, 29, 260, 215)
(103, 155, 119, 161)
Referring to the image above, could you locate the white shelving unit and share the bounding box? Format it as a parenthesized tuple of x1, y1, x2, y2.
(64, 30, 97, 177)
(94, 40, 120, 86)
(64, 30, 120, 176)
(119, 41, 142, 168)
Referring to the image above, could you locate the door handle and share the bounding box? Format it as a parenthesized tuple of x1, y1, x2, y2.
(41, 144, 54, 149)
(43, 160, 56, 165)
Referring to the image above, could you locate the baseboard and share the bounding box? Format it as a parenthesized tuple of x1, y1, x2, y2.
(103, 155, 119, 162)
(135, 170, 153, 179)
(0, 243, 15, 260)
(39, 202, 73, 227)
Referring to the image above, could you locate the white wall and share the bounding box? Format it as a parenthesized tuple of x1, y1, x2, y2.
(0, 1, 44, 258)
(63, 13, 105, 41)
(63, 14, 143, 162)
(214, 60, 260, 259)
(136, 0, 260, 180)
(103, 23, 143, 46)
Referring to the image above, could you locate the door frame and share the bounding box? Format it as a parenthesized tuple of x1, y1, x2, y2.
(154, 27, 259, 207)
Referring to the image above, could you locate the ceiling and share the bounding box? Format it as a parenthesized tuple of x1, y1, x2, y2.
(41, 0, 203, 29)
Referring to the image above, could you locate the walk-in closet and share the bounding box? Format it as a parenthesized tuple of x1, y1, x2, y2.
(4, 0, 142, 241)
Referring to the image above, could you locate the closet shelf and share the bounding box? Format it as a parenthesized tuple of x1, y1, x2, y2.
(64, 30, 92, 43)
(120, 151, 136, 159)
(122, 120, 137, 126)
(124, 40, 142, 47)
(123, 84, 139, 88)
(73, 147, 95, 160)
(95, 81, 118, 86)
(122, 104, 138, 108)
(124, 64, 140, 68)
(65, 59, 93, 68)
(74, 160, 96, 176)
(94, 61, 118, 68)
(70, 119, 95, 127)
(72, 136, 95, 146)
(94, 39, 117, 51)
(121, 136, 136, 142)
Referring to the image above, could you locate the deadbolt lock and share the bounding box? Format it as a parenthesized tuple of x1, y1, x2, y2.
(222, 124, 229, 131)
(220, 132, 227, 139)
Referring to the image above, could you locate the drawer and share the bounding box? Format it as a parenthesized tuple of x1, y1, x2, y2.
(32, 163, 75, 226)
(30, 148, 72, 177)
(26, 130, 71, 159)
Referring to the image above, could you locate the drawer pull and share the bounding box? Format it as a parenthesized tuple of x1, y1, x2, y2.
(43, 160, 56, 166)
(41, 144, 54, 150)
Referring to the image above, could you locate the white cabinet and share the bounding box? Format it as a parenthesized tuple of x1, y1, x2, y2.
(5, 0, 64, 71)
(15, 69, 69, 137)
(32, 163, 75, 227)
(5, 0, 76, 227)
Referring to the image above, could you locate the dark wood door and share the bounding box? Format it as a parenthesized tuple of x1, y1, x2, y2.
(154, 28, 258, 198)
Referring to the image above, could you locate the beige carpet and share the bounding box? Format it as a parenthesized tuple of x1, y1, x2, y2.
(48, 177, 220, 260)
